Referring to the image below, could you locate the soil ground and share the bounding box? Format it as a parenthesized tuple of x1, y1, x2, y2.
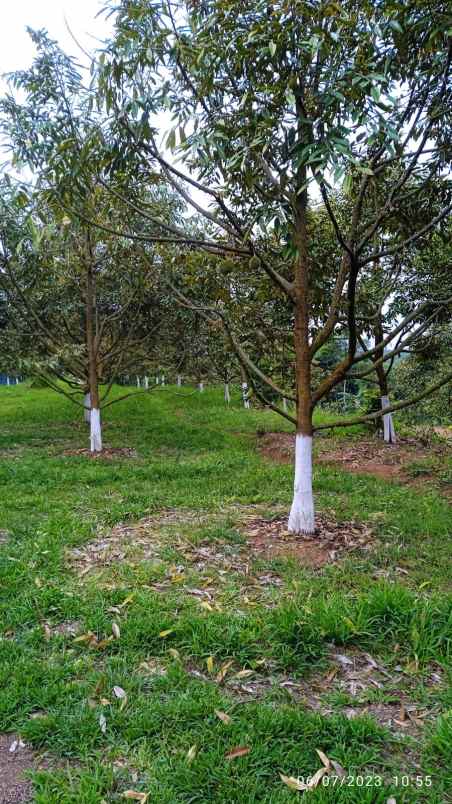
(258, 430, 452, 498)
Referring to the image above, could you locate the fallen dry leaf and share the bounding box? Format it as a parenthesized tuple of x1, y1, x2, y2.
(280, 766, 327, 792)
(316, 749, 331, 769)
(215, 709, 232, 725)
(120, 594, 135, 608)
(95, 636, 114, 650)
(112, 622, 121, 639)
(234, 669, 254, 679)
(279, 774, 307, 791)
(9, 738, 25, 754)
(99, 714, 107, 734)
(187, 744, 197, 763)
(206, 656, 214, 673)
(73, 632, 95, 644)
(216, 660, 234, 683)
(308, 767, 328, 788)
(113, 685, 127, 699)
(43, 623, 51, 642)
(168, 647, 180, 660)
(159, 628, 174, 638)
(225, 746, 250, 760)
(121, 792, 149, 802)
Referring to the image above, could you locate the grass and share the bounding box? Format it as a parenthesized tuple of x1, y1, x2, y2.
(0, 383, 451, 802)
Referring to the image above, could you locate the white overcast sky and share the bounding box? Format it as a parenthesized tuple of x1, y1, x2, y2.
(0, 0, 110, 80)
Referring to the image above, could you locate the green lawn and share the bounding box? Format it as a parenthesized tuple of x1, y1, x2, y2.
(0, 384, 451, 802)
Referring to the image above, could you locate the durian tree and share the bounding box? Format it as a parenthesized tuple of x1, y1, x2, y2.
(0, 181, 167, 452)
(97, 0, 452, 532)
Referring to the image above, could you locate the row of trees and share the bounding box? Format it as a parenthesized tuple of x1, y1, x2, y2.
(1, 2, 451, 533)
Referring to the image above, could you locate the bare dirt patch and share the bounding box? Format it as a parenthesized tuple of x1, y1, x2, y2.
(68, 506, 373, 592)
(258, 431, 294, 464)
(434, 426, 452, 441)
(68, 509, 214, 578)
(62, 446, 138, 460)
(42, 619, 82, 639)
(243, 512, 373, 567)
(0, 734, 51, 804)
(258, 431, 451, 492)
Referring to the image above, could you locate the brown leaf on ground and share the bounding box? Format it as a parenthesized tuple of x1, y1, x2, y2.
(186, 745, 197, 763)
(280, 773, 308, 791)
(216, 660, 234, 684)
(225, 746, 251, 760)
(316, 749, 331, 769)
(214, 710, 232, 725)
(243, 511, 373, 567)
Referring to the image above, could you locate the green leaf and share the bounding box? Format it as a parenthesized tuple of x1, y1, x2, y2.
(389, 19, 403, 34)
(343, 174, 353, 195)
(269, 41, 277, 58)
(166, 128, 176, 151)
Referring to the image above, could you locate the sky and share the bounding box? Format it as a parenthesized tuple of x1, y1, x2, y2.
(0, 0, 110, 80)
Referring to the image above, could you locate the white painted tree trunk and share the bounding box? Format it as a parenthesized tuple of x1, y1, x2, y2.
(224, 382, 231, 403)
(282, 397, 288, 413)
(177, 375, 182, 387)
(144, 376, 149, 390)
(381, 395, 397, 443)
(84, 392, 91, 424)
(288, 434, 315, 535)
(241, 382, 250, 409)
(136, 376, 141, 388)
(199, 382, 204, 392)
(15, 377, 19, 385)
(155, 376, 159, 385)
(6, 376, 10, 386)
(161, 375, 165, 386)
(90, 408, 102, 453)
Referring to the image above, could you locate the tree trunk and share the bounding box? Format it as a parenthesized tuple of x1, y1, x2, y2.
(241, 383, 250, 408)
(177, 375, 182, 386)
(373, 319, 396, 444)
(199, 382, 204, 392)
(86, 244, 102, 453)
(224, 382, 230, 403)
(144, 376, 149, 390)
(288, 432, 314, 534)
(240, 365, 250, 408)
(288, 184, 315, 535)
(381, 394, 397, 443)
(84, 391, 91, 424)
